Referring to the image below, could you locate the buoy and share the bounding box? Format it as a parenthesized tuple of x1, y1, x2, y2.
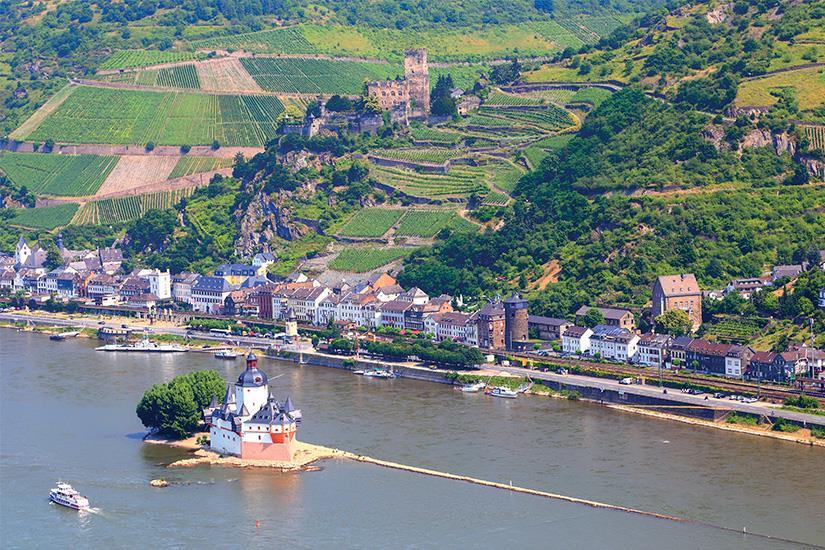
(256, 520, 260, 529)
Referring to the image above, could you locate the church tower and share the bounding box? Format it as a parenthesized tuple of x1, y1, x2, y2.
(15, 236, 30, 267)
(404, 48, 430, 117)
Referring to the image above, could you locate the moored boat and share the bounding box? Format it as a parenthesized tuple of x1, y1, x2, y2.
(96, 335, 187, 353)
(214, 349, 240, 359)
(364, 369, 396, 379)
(49, 482, 90, 511)
(487, 386, 518, 399)
(460, 381, 486, 393)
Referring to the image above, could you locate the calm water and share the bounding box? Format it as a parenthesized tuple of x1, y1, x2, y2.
(1, 330, 823, 549)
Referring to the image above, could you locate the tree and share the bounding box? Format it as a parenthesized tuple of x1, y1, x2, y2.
(125, 208, 177, 253)
(136, 370, 225, 439)
(654, 309, 693, 336)
(582, 307, 605, 328)
(325, 95, 353, 112)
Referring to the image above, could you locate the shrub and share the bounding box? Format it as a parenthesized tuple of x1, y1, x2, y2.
(812, 427, 825, 439)
(771, 419, 801, 433)
(783, 395, 819, 409)
(180, 144, 191, 154)
(146, 142, 155, 152)
(726, 412, 757, 425)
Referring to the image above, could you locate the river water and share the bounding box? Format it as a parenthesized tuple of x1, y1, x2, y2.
(1, 330, 823, 549)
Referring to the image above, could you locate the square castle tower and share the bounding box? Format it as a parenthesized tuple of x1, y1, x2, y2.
(367, 48, 429, 118)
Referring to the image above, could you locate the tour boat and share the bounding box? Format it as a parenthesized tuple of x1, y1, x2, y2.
(487, 386, 518, 399)
(460, 381, 486, 393)
(50, 331, 79, 341)
(214, 349, 240, 359)
(96, 335, 187, 353)
(352, 369, 367, 375)
(49, 482, 90, 511)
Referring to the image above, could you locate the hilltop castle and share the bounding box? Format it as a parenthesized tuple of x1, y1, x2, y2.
(367, 48, 430, 118)
(203, 353, 300, 461)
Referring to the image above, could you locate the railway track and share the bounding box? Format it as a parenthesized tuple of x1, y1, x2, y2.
(500, 351, 825, 404)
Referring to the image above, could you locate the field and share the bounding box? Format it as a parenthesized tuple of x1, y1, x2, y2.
(9, 203, 79, 229)
(168, 156, 235, 179)
(99, 50, 203, 70)
(370, 148, 464, 165)
(71, 188, 195, 225)
(569, 87, 614, 107)
(240, 58, 400, 95)
(329, 246, 417, 272)
(337, 208, 405, 238)
(190, 26, 317, 55)
(196, 58, 264, 92)
(735, 67, 825, 111)
(97, 156, 179, 196)
(394, 209, 474, 237)
(0, 152, 118, 196)
(20, 86, 285, 146)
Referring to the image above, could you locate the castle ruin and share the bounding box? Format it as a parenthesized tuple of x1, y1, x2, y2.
(367, 48, 430, 119)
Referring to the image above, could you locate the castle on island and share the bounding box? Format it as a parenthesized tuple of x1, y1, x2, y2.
(203, 352, 300, 461)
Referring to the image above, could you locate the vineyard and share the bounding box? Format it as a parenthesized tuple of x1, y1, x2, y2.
(9, 203, 79, 229)
(370, 164, 490, 199)
(394, 209, 474, 237)
(703, 317, 767, 344)
(804, 125, 825, 150)
(71, 188, 195, 225)
(409, 126, 463, 145)
(196, 58, 263, 92)
(190, 27, 316, 54)
(475, 106, 573, 131)
(99, 50, 203, 70)
(329, 246, 417, 272)
(168, 156, 235, 179)
(569, 87, 614, 107)
(21, 86, 284, 147)
(370, 148, 464, 165)
(523, 89, 576, 105)
(337, 208, 405, 238)
(240, 57, 400, 95)
(96, 65, 201, 89)
(0, 152, 118, 196)
(97, 156, 179, 195)
(484, 93, 545, 107)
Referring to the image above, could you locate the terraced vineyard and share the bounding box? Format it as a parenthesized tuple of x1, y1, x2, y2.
(329, 246, 417, 272)
(9, 203, 79, 229)
(703, 318, 766, 344)
(96, 65, 201, 89)
(99, 50, 203, 70)
(484, 93, 545, 107)
(523, 89, 576, 105)
(0, 152, 118, 196)
(21, 86, 284, 146)
(410, 126, 463, 145)
(168, 156, 235, 179)
(370, 147, 464, 165)
(370, 164, 490, 199)
(72, 188, 195, 225)
(337, 208, 405, 238)
(569, 87, 614, 107)
(476, 106, 573, 130)
(240, 57, 400, 95)
(394, 209, 474, 237)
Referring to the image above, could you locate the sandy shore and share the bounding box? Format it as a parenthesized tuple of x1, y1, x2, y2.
(607, 404, 825, 447)
(147, 434, 350, 471)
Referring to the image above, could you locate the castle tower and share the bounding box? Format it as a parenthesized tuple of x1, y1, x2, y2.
(234, 352, 269, 419)
(503, 293, 529, 351)
(285, 307, 298, 339)
(404, 48, 430, 117)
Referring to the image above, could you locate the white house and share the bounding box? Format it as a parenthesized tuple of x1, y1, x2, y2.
(426, 312, 475, 344)
(588, 325, 639, 362)
(191, 276, 235, 313)
(635, 333, 671, 368)
(562, 326, 592, 354)
(145, 269, 171, 300)
(172, 273, 200, 304)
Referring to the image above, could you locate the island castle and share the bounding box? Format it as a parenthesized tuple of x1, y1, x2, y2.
(367, 48, 430, 118)
(203, 352, 300, 461)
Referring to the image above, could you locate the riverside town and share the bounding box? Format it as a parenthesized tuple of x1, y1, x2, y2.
(1, 0, 824, 546)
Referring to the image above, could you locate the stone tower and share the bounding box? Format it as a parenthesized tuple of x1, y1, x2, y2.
(503, 293, 529, 351)
(404, 48, 429, 117)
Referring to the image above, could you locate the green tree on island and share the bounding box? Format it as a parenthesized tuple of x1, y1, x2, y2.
(654, 309, 693, 337)
(136, 370, 226, 439)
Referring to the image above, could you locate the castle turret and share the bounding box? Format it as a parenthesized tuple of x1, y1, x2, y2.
(404, 48, 430, 117)
(503, 293, 529, 351)
(234, 352, 269, 419)
(285, 307, 298, 339)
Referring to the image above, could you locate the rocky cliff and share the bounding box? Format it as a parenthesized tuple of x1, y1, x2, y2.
(234, 192, 310, 258)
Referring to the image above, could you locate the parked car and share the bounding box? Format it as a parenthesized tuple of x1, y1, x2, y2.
(619, 377, 634, 385)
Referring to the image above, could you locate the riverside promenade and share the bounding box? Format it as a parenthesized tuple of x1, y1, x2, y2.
(3, 311, 825, 431)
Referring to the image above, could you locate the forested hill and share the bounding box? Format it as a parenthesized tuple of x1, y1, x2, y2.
(398, 88, 822, 315)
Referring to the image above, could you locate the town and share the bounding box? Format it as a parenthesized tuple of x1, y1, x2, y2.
(4, 235, 824, 387)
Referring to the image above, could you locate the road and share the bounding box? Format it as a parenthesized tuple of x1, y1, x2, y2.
(496, 364, 825, 427)
(4, 312, 824, 427)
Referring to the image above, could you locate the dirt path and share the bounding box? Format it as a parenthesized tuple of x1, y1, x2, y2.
(532, 259, 561, 290)
(9, 84, 75, 140)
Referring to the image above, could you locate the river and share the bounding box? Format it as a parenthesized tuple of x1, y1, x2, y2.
(1, 330, 823, 548)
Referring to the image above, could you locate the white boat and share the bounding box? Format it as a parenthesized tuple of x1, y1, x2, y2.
(96, 335, 187, 353)
(49, 482, 90, 511)
(352, 369, 367, 375)
(487, 386, 518, 399)
(214, 349, 239, 359)
(363, 369, 396, 379)
(460, 381, 486, 393)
